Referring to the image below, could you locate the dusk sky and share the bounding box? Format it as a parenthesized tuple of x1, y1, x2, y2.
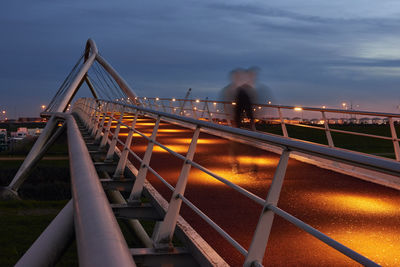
(2, 1, 400, 118)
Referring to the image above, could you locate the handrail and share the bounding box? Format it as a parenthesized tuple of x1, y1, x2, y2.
(135, 96, 400, 118)
(71, 99, 400, 177)
(133, 96, 400, 161)
(72, 97, 388, 266)
(65, 113, 136, 267)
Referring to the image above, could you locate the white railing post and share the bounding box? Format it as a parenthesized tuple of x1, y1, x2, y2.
(85, 99, 96, 130)
(105, 105, 125, 161)
(169, 100, 175, 114)
(91, 101, 102, 137)
(113, 110, 138, 178)
(99, 104, 116, 149)
(128, 116, 161, 202)
(88, 100, 99, 135)
(244, 149, 290, 267)
(389, 117, 400, 161)
(322, 111, 334, 147)
(95, 102, 109, 141)
(161, 100, 167, 112)
(191, 100, 198, 119)
(153, 127, 201, 247)
(278, 108, 288, 137)
(82, 98, 89, 128)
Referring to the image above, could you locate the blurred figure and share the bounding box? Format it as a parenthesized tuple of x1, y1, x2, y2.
(220, 68, 258, 130)
(220, 67, 273, 173)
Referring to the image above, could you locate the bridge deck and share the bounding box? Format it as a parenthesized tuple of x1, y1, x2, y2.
(113, 116, 400, 266)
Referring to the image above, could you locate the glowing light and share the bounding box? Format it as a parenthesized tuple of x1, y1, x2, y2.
(322, 106, 326, 109)
(2, 110, 5, 114)
(213, 102, 217, 105)
(156, 97, 159, 101)
(165, 138, 227, 145)
(268, 101, 272, 104)
(196, 99, 200, 103)
(134, 144, 189, 154)
(137, 122, 168, 126)
(294, 107, 303, 111)
(327, 228, 400, 266)
(172, 98, 176, 102)
(232, 102, 237, 105)
(311, 193, 399, 215)
(144, 97, 147, 100)
(236, 156, 278, 166)
(157, 129, 190, 133)
(41, 105, 46, 110)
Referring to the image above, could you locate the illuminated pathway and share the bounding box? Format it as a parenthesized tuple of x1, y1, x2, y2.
(114, 116, 400, 266)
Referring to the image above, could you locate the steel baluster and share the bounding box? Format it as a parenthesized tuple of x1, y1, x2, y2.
(99, 104, 116, 149)
(105, 105, 125, 161)
(128, 116, 161, 202)
(113, 110, 138, 178)
(153, 126, 201, 247)
(278, 107, 289, 137)
(244, 149, 290, 267)
(322, 111, 334, 147)
(94, 102, 109, 141)
(389, 117, 400, 161)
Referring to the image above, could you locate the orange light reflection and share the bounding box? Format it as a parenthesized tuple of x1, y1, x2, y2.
(327, 228, 400, 266)
(165, 138, 227, 145)
(311, 193, 399, 215)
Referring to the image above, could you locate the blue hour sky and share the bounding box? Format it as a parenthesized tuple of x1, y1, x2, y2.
(2, 1, 400, 118)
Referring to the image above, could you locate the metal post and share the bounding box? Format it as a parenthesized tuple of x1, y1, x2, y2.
(169, 100, 175, 114)
(190, 100, 198, 119)
(389, 117, 400, 161)
(94, 102, 108, 141)
(15, 200, 74, 267)
(128, 116, 161, 202)
(114, 110, 138, 178)
(322, 111, 334, 147)
(278, 108, 288, 137)
(161, 100, 167, 112)
(244, 149, 290, 267)
(153, 127, 200, 247)
(87, 99, 98, 134)
(105, 105, 125, 161)
(99, 104, 116, 149)
(179, 88, 192, 115)
(91, 101, 103, 137)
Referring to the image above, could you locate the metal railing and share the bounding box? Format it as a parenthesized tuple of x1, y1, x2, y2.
(132, 96, 400, 161)
(72, 96, 399, 266)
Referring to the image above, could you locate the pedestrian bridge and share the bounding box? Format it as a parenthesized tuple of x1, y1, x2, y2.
(3, 39, 400, 266)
